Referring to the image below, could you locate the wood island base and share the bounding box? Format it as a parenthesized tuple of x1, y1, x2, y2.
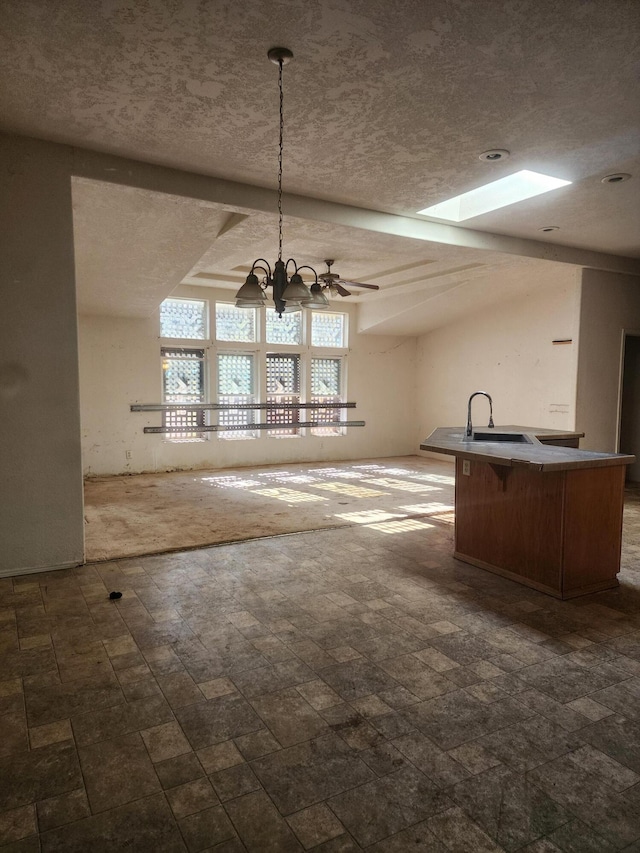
(454, 458, 625, 599)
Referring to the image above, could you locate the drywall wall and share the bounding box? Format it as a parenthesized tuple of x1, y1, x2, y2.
(415, 268, 581, 452)
(78, 285, 418, 475)
(0, 135, 84, 576)
(576, 269, 640, 452)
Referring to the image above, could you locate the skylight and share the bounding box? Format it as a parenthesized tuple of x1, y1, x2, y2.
(417, 170, 572, 222)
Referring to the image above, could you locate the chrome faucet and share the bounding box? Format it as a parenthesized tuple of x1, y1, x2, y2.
(466, 391, 494, 437)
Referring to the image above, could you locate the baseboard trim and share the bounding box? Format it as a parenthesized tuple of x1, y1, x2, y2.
(0, 560, 83, 580)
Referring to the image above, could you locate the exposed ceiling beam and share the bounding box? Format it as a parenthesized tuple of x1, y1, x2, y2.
(71, 143, 640, 277)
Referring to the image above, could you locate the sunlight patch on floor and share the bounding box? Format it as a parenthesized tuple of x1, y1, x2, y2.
(366, 518, 436, 534)
(252, 488, 327, 503)
(334, 509, 406, 524)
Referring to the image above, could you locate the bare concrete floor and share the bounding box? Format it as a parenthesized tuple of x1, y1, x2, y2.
(83, 456, 457, 562)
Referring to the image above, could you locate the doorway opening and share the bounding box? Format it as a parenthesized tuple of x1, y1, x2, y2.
(619, 331, 640, 484)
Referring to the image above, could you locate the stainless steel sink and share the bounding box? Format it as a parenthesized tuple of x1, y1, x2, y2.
(472, 431, 532, 443)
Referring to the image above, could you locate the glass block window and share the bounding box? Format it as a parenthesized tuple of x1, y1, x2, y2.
(266, 308, 302, 346)
(160, 298, 207, 339)
(266, 353, 300, 437)
(215, 303, 257, 343)
(161, 347, 206, 441)
(217, 353, 257, 440)
(311, 312, 346, 348)
(311, 357, 344, 436)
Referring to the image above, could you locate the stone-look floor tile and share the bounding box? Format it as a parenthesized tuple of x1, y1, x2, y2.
(197, 741, 244, 774)
(36, 788, 90, 832)
(528, 753, 640, 848)
(477, 715, 581, 773)
(102, 634, 139, 659)
(328, 764, 451, 847)
(369, 710, 416, 740)
(580, 714, 640, 774)
(141, 720, 192, 763)
(327, 646, 362, 663)
(447, 742, 502, 775)
(157, 672, 205, 709)
(403, 689, 534, 750)
(121, 678, 163, 702)
(175, 695, 264, 751)
(320, 659, 401, 702)
(166, 777, 219, 819)
(427, 805, 510, 852)
(367, 819, 448, 852)
(250, 688, 329, 747)
(0, 804, 36, 846)
(179, 805, 237, 852)
(71, 693, 173, 747)
(0, 678, 23, 699)
(24, 673, 125, 728)
(566, 744, 640, 791)
(566, 695, 615, 721)
(286, 803, 345, 849)
(392, 731, 470, 787)
(450, 764, 569, 851)
(223, 790, 302, 852)
(79, 731, 161, 813)
(39, 792, 186, 852)
(19, 635, 52, 651)
(251, 733, 375, 815)
(545, 818, 618, 853)
(295, 680, 343, 711)
(155, 752, 205, 789)
(413, 646, 461, 673)
(359, 741, 410, 777)
(231, 659, 316, 700)
(0, 711, 29, 757)
(234, 729, 280, 761)
(348, 694, 393, 719)
(209, 763, 261, 801)
(28, 719, 72, 750)
(199, 677, 237, 700)
(377, 655, 455, 701)
(332, 715, 382, 752)
(0, 740, 83, 811)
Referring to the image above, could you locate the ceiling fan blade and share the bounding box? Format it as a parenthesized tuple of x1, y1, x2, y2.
(336, 279, 380, 290)
(334, 283, 351, 297)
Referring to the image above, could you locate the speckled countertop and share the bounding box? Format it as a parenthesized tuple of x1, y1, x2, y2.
(420, 426, 635, 472)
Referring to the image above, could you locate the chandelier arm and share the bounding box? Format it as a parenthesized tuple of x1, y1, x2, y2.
(294, 264, 319, 283)
(250, 259, 273, 275)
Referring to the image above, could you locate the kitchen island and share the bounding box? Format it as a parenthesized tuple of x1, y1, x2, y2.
(421, 426, 635, 599)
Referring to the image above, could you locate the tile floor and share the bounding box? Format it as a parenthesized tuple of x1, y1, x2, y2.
(2, 465, 640, 852)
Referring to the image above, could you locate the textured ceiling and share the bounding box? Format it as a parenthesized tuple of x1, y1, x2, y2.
(2, 0, 639, 330)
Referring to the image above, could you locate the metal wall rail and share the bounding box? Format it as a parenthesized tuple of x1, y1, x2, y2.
(143, 420, 365, 434)
(131, 402, 357, 412)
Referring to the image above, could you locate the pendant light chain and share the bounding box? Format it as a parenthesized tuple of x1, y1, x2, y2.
(277, 58, 284, 262)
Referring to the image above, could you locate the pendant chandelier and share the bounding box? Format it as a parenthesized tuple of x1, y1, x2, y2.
(234, 47, 330, 317)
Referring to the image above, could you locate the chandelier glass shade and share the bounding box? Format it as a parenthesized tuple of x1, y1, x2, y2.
(234, 48, 329, 317)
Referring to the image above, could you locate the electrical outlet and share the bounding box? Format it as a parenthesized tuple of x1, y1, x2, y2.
(462, 460, 471, 476)
(125, 450, 132, 460)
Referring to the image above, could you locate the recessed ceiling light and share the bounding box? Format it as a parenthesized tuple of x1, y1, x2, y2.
(479, 149, 510, 162)
(538, 226, 559, 232)
(417, 170, 572, 222)
(601, 173, 631, 184)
